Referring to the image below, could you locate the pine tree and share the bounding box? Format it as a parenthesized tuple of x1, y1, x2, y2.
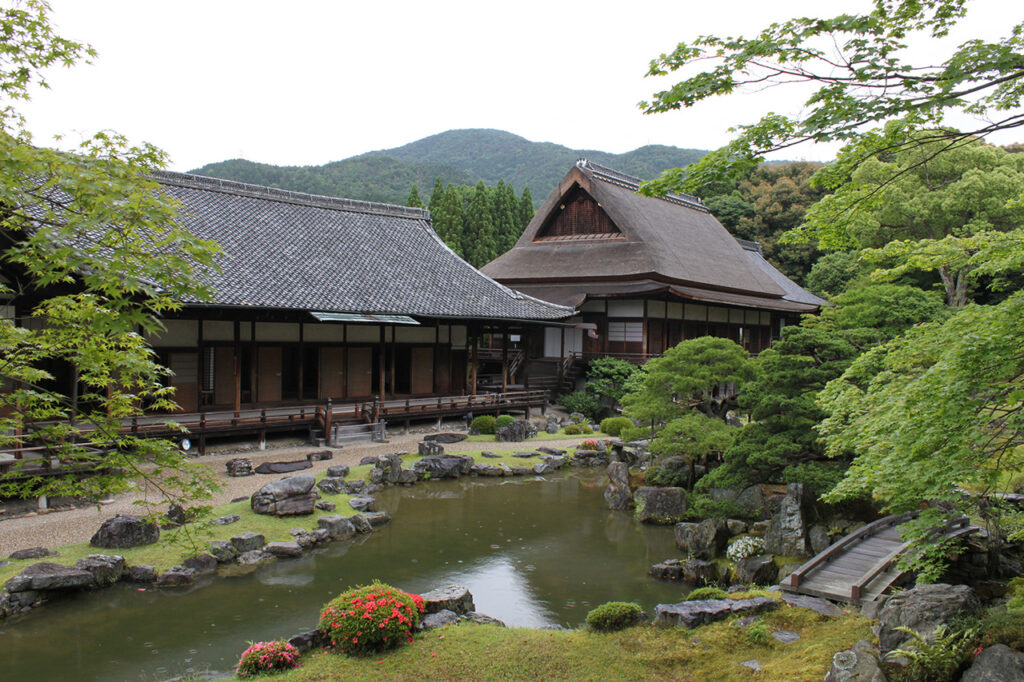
(430, 184, 465, 257)
(406, 183, 424, 208)
(428, 176, 444, 211)
(463, 181, 497, 267)
(518, 187, 535, 232)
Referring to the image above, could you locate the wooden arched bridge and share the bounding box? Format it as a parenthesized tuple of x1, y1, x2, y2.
(780, 513, 978, 604)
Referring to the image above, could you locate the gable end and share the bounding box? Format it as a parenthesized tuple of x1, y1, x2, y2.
(533, 184, 624, 241)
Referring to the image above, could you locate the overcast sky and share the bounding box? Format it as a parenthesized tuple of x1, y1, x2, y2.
(21, 0, 1018, 173)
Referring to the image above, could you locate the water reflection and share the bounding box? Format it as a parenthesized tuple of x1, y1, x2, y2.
(1, 471, 687, 681)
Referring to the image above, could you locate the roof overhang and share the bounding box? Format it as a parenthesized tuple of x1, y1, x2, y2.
(311, 312, 420, 325)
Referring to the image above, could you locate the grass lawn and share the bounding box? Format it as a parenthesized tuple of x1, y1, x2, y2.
(275, 593, 871, 682)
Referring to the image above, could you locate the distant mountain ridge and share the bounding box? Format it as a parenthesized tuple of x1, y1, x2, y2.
(189, 129, 708, 208)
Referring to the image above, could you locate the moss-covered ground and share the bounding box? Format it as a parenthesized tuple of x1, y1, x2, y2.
(276, 592, 871, 681)
(464, 427, 607, 443)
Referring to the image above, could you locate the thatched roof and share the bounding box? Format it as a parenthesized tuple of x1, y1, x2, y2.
(482, 161, 823, 313)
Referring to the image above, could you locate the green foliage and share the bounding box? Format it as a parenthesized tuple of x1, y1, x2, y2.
(599, 417, 634, 438)
(686, 587, 728, 601)
(979, 609, 1024, 649)
(563, 424, 582, 435)
(684, 494, 743, 521)
(639, 1, 1024, 193)
(1007, 577, 1024, 612)
(744, 621, 773, 647)
(886, 625, 979, 682)
(649, 413, 735, 464)
(236, 640, 300, 677)
(469, 415, 497, 435)
(584, 357, 639, 403)
(406, 183, 424, 208)
(584, 602, 645, 632)
(495, 414, 515, 429)
(622, 337, 754, 423)
(557, 391, 601, 420)
(0, 1, 221, 508)
(319, 582, 424, 655)
(805, 251, 863, 298)
(618, 425, 650, 443)
(644, 459, 691, 488)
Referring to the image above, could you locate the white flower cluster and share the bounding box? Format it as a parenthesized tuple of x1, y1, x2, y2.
(726, 535, 765, 563)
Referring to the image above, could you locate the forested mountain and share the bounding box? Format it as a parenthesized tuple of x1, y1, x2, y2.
(189, 129, 708, 208)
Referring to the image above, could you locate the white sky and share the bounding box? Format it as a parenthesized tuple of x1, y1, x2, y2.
(20, 0, 1020, 173)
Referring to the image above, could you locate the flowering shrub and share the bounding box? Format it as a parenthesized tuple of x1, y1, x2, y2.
(236, 640, 300, 677)
(319, 582, 424, 656)
(726, 535, 766, 563)
(580, 439, 601, 450)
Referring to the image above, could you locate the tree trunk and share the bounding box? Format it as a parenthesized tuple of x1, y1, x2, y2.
(938, 265, 969, 307)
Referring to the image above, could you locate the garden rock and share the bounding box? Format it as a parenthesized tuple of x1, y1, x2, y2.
(654, 596, 778, 628)
(209, 541, 238, 563)
(90, 514, 160, 549)
(781, 593, 843, 617)
(157, 566, 196, 587)
(264, 542, 303, 558)
(288, 629, 329, 653)
(462, 612, 507, 627)
(511, 466, 531, 476)
(649, 559, 683, 580)
(349, 514, 374, 534)
(316, 477, 347, 495)
(678, 517, 731, 559)
(418, 440, 444, 457)
(421, 584, 475, 614)
(413, 454, 474, 479)
(877, 583, 982, 654)
(683, 559, 719, 585)
(512, 451, 537, 458)
(76, 555, 125, 587)
(290, 529, 316, 549)
(481, 451, 500, 458)
(374, 453, 405, 485)
(634, 487, 687, 524)
(359, 456, 379, 466)
(362, 511, 391, 528)
(250, 474, 318, 516)
(764, 483, 812, 556)
(735, 485, 766, 517)
(498, 463, 513, 476)
(537, 447, 566, 456)
(961, 644, 1024, 682)
(5, 562, 94, 592)
(772, 629, 800, 644)
(734, 555, 777, 586)
(306, 450, 332, 462)
(739, 660, 762, 672)
(126, 565, 157, 583)
(226, 458, 254, 477)
(420, 609, 460, 630)
(183, 553, 217, 575)
(572, 449, 608, 467)
(211, 514, 240, 526)
(472, 463, 504, 477)
(317, 515, 356, 539)
(349, 496, 376, 512)
(533, 455, 565, 475)
(9, 547, 54, 560)
(254, 459, 311, 474)
(604, 461, 633, 511)
(545, 420, 559, 434)
(326, 464, 349, 478)
(236, 550, 273, 566)
(824, 639, 886, 682)
(809, 525, 831, 554)
(230, 532, 266, 553)
(496, 419, 538, 442)
(423, 433, 467, 444)
(726, 519, 748, 536)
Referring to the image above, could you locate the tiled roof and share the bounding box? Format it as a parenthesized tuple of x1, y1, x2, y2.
(736, 239, 826, 308)
(154, 172, 572, 321)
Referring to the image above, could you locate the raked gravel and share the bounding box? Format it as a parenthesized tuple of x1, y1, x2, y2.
(0, 433, 592, 557)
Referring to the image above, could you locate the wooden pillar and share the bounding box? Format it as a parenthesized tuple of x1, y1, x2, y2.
(388, 326, 395, 399)
(233, 320, 241, 414)
(501, 326, 509, 394)
(642, 300, 649, 358)
(470, 330, 478, 397)
(378, 325, 386, 400)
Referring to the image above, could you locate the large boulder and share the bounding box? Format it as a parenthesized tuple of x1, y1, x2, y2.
(412, 454, 474, 479)
(604, 461, 633, 511)
(654, 596, 778, 628)
(5, 562, 95, 592)
(9, 547, 54, 560)
(250, 474, 318, 516)
(634, 487, 687, 524)
(90, 514, 160, 549)
(230, 532, 266, 553)
(374, 453, 406, 485)
(75, 555, 126, 587)
(318, 515, 356, 539)
(326, 464, 350, 478)
(420, 585, 475, 615)
(496, 419, 538, 442)
(961, 644, 1024, 682)
(674, 518, 731, 559)
(733, 555, 777, 586)
(423, 433, 467, 444)
(225, 458, 254, 477)
(877, 583, 982, 655)
(683, 559, 719, 585)
(418, 440, 444, 457)
(824, 639, 886, 682)
(764, 483, 812, 557)
(316, 477, 348, 495)
(533, 455, 566, 475)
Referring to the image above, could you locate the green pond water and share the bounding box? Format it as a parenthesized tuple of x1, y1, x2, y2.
(0, 471, 688, 681)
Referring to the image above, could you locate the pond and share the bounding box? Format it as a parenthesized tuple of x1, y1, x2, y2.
(1, 471, 688, 681)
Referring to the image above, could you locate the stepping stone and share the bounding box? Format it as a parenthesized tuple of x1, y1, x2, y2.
(781, 593, 844, 617)
(772, 629, 800, 644)
(740, 659, 762, 672)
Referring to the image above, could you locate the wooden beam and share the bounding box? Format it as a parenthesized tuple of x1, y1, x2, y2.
(501, 326, 509, 393)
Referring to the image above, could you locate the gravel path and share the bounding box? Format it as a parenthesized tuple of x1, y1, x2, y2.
(0, 433, 591, 556)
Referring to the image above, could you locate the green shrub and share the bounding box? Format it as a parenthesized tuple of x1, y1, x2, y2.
(745, 621, 773, 646)
(686, 587, 727, 600)
(886, 625, 979, 682)
(579, 423, 593, 434)
(979, 609, 1024, 649)
(236, 640, 300, 677)
(600, 416, 633, 437)
(319, 582, 424, 655)
(495, 414, 515, 429)
(585, 601, 646, 632)
(564, 424, 582, 435)
(645, 458, 691, 488)
(470, 415, 497, 434)
(619, 425, 649, 442)
(558, 391, 601, 419)
(684, 494, 744, 521)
